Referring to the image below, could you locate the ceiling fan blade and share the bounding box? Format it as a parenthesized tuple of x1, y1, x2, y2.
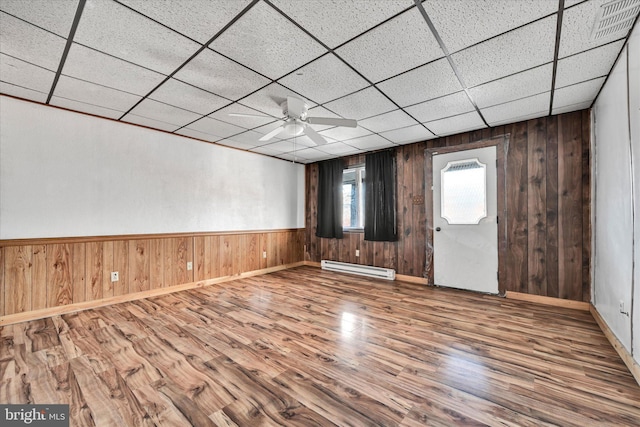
(286, 96, 307, 119)
(259, 126, 285, 141)
(306, 116, 357, 128)
(229, 112, 272, 118)
(303, 125, 328, 146)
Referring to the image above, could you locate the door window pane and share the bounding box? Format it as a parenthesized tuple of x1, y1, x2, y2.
(441, 159, 486, 224)
(343, 166, 365, 229)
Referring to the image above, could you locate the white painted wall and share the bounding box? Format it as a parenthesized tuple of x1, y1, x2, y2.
(593, 22, 639, 366)
(0, 96, 305, 239)
(629, 24, 640, 365)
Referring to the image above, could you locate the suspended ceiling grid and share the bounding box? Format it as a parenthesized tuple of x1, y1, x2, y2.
(0, 0, 637, 163)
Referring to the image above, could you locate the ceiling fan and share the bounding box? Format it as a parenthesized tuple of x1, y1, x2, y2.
(230, 96, 357, 146)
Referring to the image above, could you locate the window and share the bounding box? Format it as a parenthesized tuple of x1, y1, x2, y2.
(441, 158, 487, 224)
(342, 165, 365, 230)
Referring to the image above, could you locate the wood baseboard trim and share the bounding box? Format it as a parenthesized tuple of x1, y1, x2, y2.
(0, 261, 305, 326)
(506, 291, 590, 311)
(303, 261, 321, 268)
(590, 304, 640, 387)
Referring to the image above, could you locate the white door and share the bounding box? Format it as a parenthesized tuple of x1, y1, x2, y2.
(432, 146, 498, 293)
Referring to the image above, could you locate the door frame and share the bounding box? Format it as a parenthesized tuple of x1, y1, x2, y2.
(425, 134, 509, 295)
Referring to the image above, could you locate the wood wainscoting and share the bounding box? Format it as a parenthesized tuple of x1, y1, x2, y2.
(0, 229, 304, 323)
(305, 109, 591, 302)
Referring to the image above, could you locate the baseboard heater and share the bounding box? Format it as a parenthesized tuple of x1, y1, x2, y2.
(321, 260, 396, 280)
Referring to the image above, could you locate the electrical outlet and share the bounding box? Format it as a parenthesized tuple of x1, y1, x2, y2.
(111, 271, 119, 282)
(263, 251, 267, 259)
(355, 249, 360, 257)
(187, 261, 193, 271)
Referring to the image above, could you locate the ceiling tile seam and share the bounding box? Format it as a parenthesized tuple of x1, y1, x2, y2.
(590, 12, 640, 109)
(59, 73, 144, 97)
(50, 93, 125, 113)
(264, 0, 415, 54)
(422, 110, 486, 127)
(555, 74, 609, 90)
(413, 0, 489, 128)
(169, 77, 235, 103)
(0, 10, 68, 39)
(0, 52, 58, 73)
(372, 55, 446, 86)
(207, 46, 277, 84)
(263, 0, 436, 135)
(477, 90, 551, 110)
(444, 10, 559, 56)
(465, 63, 553, 91)
(112, 0, 204, 46)
(558, 36, 629, 60)
(400, 89, 467, 109)
(0, 81, 48, 95)
(548, 0, 565, 116)
(117, 0, 260, 120)
(46, 0, 86, 104)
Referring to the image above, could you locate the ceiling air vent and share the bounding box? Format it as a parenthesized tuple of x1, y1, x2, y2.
(590, 0, 640, 40)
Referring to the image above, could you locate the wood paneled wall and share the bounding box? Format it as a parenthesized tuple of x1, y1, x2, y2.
(0, 229, 304, 317)
(305, 110, 591, 302)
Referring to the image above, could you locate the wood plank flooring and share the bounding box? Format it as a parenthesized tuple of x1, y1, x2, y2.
(1, 266, 638, 426)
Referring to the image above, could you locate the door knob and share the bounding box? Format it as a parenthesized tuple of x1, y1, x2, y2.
(435, 227, 441, 232)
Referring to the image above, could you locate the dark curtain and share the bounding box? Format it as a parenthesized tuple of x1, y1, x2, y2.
(364, 150, 397, 241)
(316, 158, 344, 239)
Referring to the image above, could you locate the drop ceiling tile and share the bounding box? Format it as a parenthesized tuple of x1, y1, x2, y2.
(481, 92, 550, 126)
(63, 43, 166, 96)
(377, 58, 462, 107)
(74, 0, 200, 75)
(0, 0, 78, 37)
(344, 134, 395, 151)
(0, 13, 66, 70)
(336, 8, 444, 83)
(319, 125, 372, 142)
(0, 82, 48, 103)
(219, 130, 263, 150)
(426, 111, 486, 136)
(271, 0, 410, 48)
(0, 53, 55, 93)
(316, 142, 363, 156)
(125, 99, 202, 128)
(380, 124, 435, 144)
(174, 48, 269, 101)
(119, 0, 251, 44)
(256, 138, 315, 153)
(50, 96, 124, 119)
(150, 78, 230, 115)
(555, 41, 624, 88)
(559, 0, 630, 58)
(122, 114, 181, 132)
(293, 148, 335, 161)
(565, 0, 588, 7)
(210, 1, 326, 80)
(185, 116, 245, 139)
(553, 77, 605, 109)
(424, 0, 558, 54)
(175, 127, 219, 143)
(359, 109, 418, 133)
(250, 145, 287, 156)
(277, 152, 311, 163)
(208, 103, 276, 129)
(238, 83, 314, 117)
(323, 87, 396, 120)
(404, 91, 474, 123)
(469, 63, 553, 108)
(277, 53, 369, 104)
(451, 16, 557, 87)
(53, 75, 141, 111)
(552, 101, 592, 115)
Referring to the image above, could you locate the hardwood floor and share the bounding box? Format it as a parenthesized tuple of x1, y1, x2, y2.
(1, 266, 638, 426)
